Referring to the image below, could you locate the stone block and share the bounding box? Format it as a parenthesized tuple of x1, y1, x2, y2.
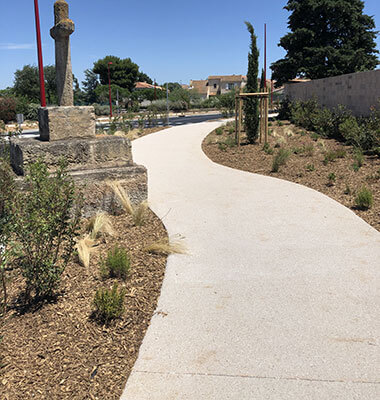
(10, 136, 133, 176)
(15, 164, 147, 218)
(38, 106, 95, 141)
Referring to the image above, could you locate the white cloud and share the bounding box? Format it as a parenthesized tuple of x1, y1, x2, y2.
(0, 43, 35, 50)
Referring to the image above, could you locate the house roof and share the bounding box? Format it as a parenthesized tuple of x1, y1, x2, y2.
(208, 75, 246, 82)
(135, 82, 164, 90)
(190, 79, 208, 94)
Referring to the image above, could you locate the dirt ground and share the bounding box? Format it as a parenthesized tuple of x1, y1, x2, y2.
(0, 210, 168, 399)
(203, 120, 380, 231)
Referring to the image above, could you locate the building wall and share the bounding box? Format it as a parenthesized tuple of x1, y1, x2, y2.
(284, 70, 380, 116)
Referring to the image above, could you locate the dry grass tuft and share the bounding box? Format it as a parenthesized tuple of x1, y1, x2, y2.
(76, 234, 96, 268)
(107, 181, 149, 226)
(132, 201, 149, 226)
(107, 181, 134, 215)
(144, 238, 187, 255)
(87, 212, 115, 239)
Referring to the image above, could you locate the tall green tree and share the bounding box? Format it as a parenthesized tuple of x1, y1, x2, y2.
(82, 69, 99, 104)
(271, 0, 379, 86)
(138, 71, 153, 84)
(244, 21, 259, 143)
(93, 56, 139, 92)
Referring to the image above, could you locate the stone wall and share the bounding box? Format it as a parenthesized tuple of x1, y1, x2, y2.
(284, 70, 380, 116)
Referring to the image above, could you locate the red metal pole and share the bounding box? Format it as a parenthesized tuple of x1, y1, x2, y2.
(264, 23, 267, 92)
(34, 0, 46, 107)
(108, 62, 113, 118)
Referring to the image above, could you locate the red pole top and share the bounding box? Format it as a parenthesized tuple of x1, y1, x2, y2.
(264, 23, 267, 92)
(34, 0, 46, 107)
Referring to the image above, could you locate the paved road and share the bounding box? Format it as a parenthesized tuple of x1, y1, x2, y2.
(3, 112, 224, 138)
(121, 121, 380, 399)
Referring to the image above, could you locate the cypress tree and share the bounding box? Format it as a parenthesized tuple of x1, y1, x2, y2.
(244, 22, 260, 143)
(271, 0, 379, 86)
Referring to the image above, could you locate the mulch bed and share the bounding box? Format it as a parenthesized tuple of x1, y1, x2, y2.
(0, 210, 168, 399)
(203, 121, 380, 231)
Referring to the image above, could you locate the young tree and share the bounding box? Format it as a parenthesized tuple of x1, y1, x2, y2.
(271, 0, 379, 86)
(82, 69, 99, 104)
(244, 21, 259, 143)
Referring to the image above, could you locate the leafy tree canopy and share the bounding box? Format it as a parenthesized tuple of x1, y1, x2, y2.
(271, 0, 379, 86)
(81, 69, 99, 104)
(138, 71, 153, 84)
(162, 82, 182, 92)
(93, 56, 139, 92)
(13, 65, 58, 104)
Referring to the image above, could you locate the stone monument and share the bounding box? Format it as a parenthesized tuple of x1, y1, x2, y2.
(8, 0, 147, 216)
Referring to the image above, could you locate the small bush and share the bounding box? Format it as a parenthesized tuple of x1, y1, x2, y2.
(344, 184, 352, 195)
(335, 148, 346, 158)
(304, 144, 314, 156)
(292, 147, 304, 155)
(272, 148, 291, 172)
(9, 159, 81, 299)
(215, 127, 223, 136)
(354, 187, 373, 210)
(0, 97, 17, 123)
(306, 164, 315, 171)
(93, 284, 126, 324)
(93, 103, 110, 116)
(100, 246, 130, 280)
(327, 172, 336, 186)
(218, 142, 227, 151)
(263, 142, 274, 155)
(353, 149, 364, 167)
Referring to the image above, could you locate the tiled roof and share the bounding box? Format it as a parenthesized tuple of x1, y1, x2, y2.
(190, 80, 208, 94)
(135, 82, 164, 90)
(208, 75, 246, 82)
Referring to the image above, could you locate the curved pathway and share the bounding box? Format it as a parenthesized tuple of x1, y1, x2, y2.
(122, 122, 380, 399)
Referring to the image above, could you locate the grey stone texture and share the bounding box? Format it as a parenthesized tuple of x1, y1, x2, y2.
(15, 164, 147, 218)
(10, 136, 132, 175)
(284, 69, 380, 116)
(50, 0, 74, 106)
(38, 106, 96, 141)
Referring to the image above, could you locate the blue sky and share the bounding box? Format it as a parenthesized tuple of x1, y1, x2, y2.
(1, 0, 379, 89)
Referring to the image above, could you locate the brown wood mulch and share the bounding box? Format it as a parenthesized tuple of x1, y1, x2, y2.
(0, 210, 168, 399)
(202, 121, 380, 231)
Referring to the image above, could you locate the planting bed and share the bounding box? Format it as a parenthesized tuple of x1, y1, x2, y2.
(203, 121, 380, 231)
(0, 210, 168, 399)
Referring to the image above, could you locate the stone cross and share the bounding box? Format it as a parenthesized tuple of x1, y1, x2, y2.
(50, 0, 75, 106)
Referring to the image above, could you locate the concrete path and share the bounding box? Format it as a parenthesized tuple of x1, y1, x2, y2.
(121, 121, 380, 399)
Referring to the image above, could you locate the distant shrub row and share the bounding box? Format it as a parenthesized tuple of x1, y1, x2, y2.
(279, 98, 380, 154)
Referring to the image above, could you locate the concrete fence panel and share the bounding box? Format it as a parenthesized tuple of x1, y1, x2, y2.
(284, 70, 380, 116)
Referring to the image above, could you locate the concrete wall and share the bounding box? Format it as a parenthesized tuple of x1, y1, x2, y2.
(284, 70, 380, 116)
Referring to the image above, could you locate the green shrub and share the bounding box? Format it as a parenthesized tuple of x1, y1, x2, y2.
(0, 97, 17, 123)
(354, 187, 373, 210)
(327, 172, 336, 185)
(218, 142, 227, 151)
(344, 184, 352, 195)
(272, 148, 291, 172)
(100, 246, 130, 280)
(353, 149, 364, 167)
(306, 163, 315, 171)
(292, 147, 304, 155)
(215, 127, 223, 136)
(93, 103, 110, 116)
(9, 159, 81, 299)
(263, 142, 274, 155)
(93, 284, 126, 324)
